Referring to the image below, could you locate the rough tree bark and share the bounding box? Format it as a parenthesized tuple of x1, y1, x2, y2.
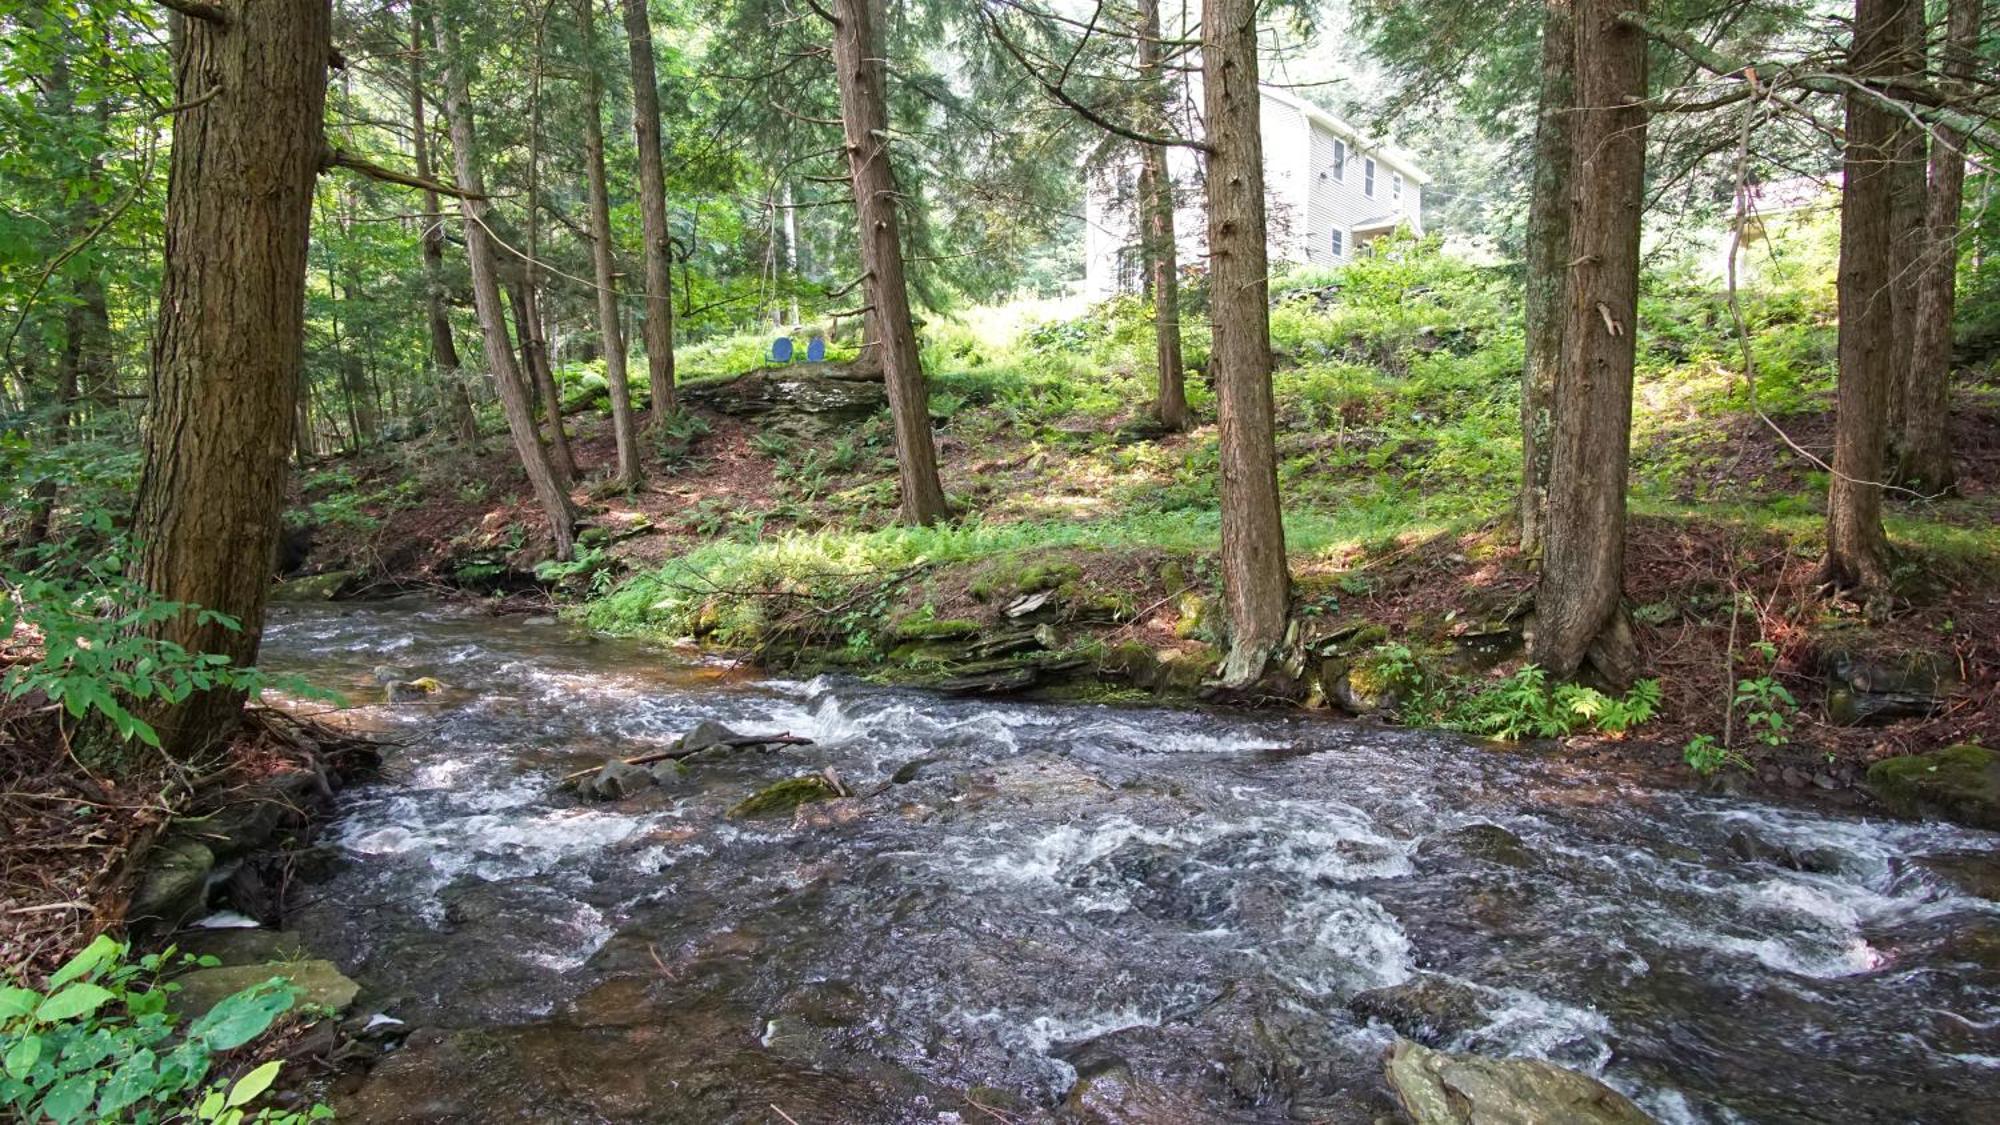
(433, 10, 577, 560)
(1822, 0, 1909, 590)
(409, 4, 477, 446)
(1136, 0, 1187, 432)
(1519, 0, 1574, 557)
(1899, 0, 1981, 492)
(577, 0, 642, 489)
(829, 0, 949, 525)
(1202, 0, 1290, 688)
(127, 0, 330, 758)
(506, 279, 576, 483)
(1882, 0, 1928, 451)
(1530, 0, 1648, 685)
(621, 0, 677, 424)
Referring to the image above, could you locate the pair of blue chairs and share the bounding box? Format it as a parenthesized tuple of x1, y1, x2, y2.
(770, 336, 827, 364)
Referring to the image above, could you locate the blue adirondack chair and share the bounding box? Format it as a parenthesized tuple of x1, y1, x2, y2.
(770, 336, 794, 364)
(805, 336, 826, 363)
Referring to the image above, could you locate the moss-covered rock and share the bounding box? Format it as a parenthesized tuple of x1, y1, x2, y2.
(1865, 744, 2000, 830)
(272, 569, 355, 602)
(728, 775, 842, 819)
(889, 616, 981, 642)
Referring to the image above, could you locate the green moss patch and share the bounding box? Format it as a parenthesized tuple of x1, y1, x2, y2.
(1866, 745, 2000, 830)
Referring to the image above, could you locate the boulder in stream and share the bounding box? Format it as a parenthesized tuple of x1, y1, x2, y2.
(1350, 974, 1499, 1046)
(583, 759, 653, 801)
(1384, 1039, 1654, 1125)
(728, 774, 843, 819)
(1865, 744, 2000, 830)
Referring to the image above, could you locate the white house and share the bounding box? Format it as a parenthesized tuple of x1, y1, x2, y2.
(1083, 84, 1430, 300)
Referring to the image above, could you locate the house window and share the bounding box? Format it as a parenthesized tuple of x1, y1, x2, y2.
(1330, 229, 1344, 258)
(1392, 172, 1403, 204)
(1364, 158, 1376, 198)
(1115, 244, 1145, 294)
(1332, 139, 1346, 180)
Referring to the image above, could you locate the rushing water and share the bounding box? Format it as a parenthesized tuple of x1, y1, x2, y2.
(258, 601, 2000, 1123)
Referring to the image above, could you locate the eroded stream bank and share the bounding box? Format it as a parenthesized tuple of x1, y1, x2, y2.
(254, 600, 1998, 1123)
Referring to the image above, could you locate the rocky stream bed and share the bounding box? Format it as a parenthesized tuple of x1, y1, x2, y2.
(211, 600, 2000, 1122)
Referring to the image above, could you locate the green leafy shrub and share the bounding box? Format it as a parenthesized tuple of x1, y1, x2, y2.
(0, 542, 309, 749)
(1442, 665, 1663, 740)
(0, 936, 328, 1124)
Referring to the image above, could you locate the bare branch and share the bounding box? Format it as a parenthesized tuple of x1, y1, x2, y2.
(154, 0, 229, 25)
(323, 148, 486, 200)
(979, 8, 1212, 153)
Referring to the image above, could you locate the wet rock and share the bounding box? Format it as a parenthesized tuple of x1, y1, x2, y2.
(128, 837, 215, 932)
(1724, 831, 1846, 874)
(169, 959, 360, 1020)
(1350, 975, 1499, 1045)
(728, 775, 842, 819)
(1384, 1039, 1654, 1125)
(1416, 824, 1538, 871)
(1913, 852, 2000, 901)
(584, 759, 652, 801)
(1823, 649, 1955, 725)
(385, 677, 444, 703)
(678, 719, 743, 752)
(1866, 744, 2000, 830)
(647, 758, 690, 787)
(273, 569, 355, 602)
(175, 926, 313, 966)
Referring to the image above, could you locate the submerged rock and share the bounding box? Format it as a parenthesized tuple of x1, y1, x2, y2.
(1350, 974, 1499, 1046)
(728, 775, 842, 819)
(1866, 744, 2000, 830)
(385, 676, 444, 703)
(1384, 1039, 1654, 1125)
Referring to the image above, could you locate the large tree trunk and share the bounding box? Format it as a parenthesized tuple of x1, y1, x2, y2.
(830, 0, 949, 525)
(409, 4, 477, 447)
(577, 0, 642, 489)
(1136, 0, 1187, 432)
(1529, 0, 1647, 686)
(622, 0, 677, 424)
(127, 0, 330, 759)
(1518, 0, 1574, 557)
(1882, 0, 1928, 453)
(1898, 0, 1981, 492)
(433, 9, 577, 559)
(1822, 0, 1910, 590)
(1202, 0, 1290, 688)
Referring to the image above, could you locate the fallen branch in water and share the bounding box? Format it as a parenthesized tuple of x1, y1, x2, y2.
(558, 733, 813, 783)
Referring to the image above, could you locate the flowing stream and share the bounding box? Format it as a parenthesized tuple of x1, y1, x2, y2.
(258, 601, 2000, 1123)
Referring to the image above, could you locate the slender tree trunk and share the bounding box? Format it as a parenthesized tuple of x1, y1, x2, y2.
(1882, 0, 1928, 453)
(1136, 0, 1187, 432)
(433, 9, 576, 560)
(1899, 0, 1980, 492)
(508, 279, 577, 483)
(830, 0, 948, 525)
(620, 0, 678, 424)
(127, 0, 329, 759)
(1202, 0, 1290, 688)
(1519, 0, 1574, 557)
(1823, 0, 1909, 590)
(1530, 0, 1647, 686)
(577, 0, 642, 488)
(410, 5, 477, 446)
(17, 304, 84, 553)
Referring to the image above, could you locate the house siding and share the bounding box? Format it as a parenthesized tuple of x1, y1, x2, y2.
(1083, 87, 1426, 299)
